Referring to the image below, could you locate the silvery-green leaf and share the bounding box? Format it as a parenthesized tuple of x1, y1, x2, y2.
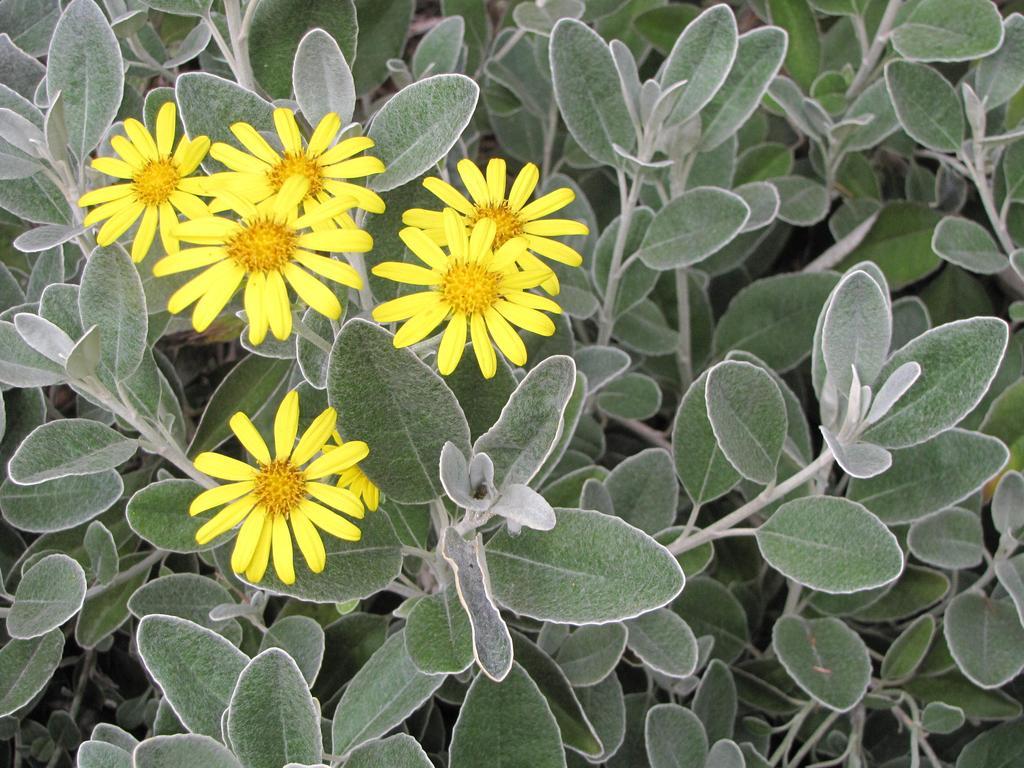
(908, 507, 984, 569)
(368, 74, 479, 191)
(625, 609, 698, 678)
(573, 345, 628, 393)
(439, 441, 492, 511)
(12, 223, 82, 253)
(881, 614, 935, 681)
(992, 471, 1024, 537)
(885, 60, 964, 153)
(921, 702, 965, 734)
(645, 704, 708, 768)
(705, 740, 744, 768)
(331, 630, 443, 756)
(65, 325, 102, 380)
(864, 362, 921, 425)
(176, 73, 274, 171)
(487, 507, 684, 624)
(757, 496, 903, 593)
(412, 16, 464, 78)
(604, 448, 677, 534)
(673, 370, 741, 506)
(0, 629, 64, 717)
(490, 483, 556, 533)
(128, 573, 238, 638)
(768, 0, 821, 91)
(733, 181, 779, 232)
(84, 520, 118, 584)
(820, 428, 892, 479)
(80, 246, 148, 382)
(550, 18, 635, 166)
(295, 309, 333, 390)
(576, 673, 626, 761)
(46, 0, 123, 158)
(772, 615, 871, 711)
(328, 319, 471, 503)
(404, 586, 473, 674)
(699, 26, 787, 151)
(692, 659, 736, 743)
(995, 554, 1024, 625)
(821, 270, 891, 397)
(78, 741, 131, 768)
(139, 0, 212, 15)
(0, 319, 66, 386)
(13, 312, 73, 363)
(659, 4, 738, 124)
(8, 419, 138, 485)
(773, 175, 829, 226)
(597, 371, 662, 420)
(673, 577, 750, 663)
(975, 14, 1024, 108)
(227, 649, 322, 768)
(132, 735, 241, 768)
(932, 217, 1007, 275)
(705, 360, 787, 485)
(945, 591, 1024, 689)
(346, 735, 432, 768)
(449, 663, 566, 768)
(474, 354, 576, 489)
(441, 528, 514, 681)
(126, 479, 221, 553)
(352, 0, 414, 95)
(7, 553, 86, 639)
(554, 624, 627, 686)
(636, 187, 750, 270)
(163, 21, 212, 67)
(862, 317, 1007, 448)
(137, 614, 249, 740)
(890, 0, 1004, 63)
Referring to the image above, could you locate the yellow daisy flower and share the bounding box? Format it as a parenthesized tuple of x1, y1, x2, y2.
(189, 390, 369, 585)
(152, 176, 370, 344)
(326, 431, 381, 512)
(371, 209, 561, 379)
(77, 102, 211, 262)
(402, 158, 589, 294)
(205, 107, 386, 225)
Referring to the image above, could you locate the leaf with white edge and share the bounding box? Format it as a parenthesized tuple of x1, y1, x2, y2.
(555, 624, 627, 687)
(8, 419, 138, 485)
(692, 659, 736, 744)
(636, 188, 750, 270)
(441, 528, 514, 681)
(328, 319, 471, 503)
(945, 592, 1024, 689)
(734, 181, 780, 232)
(573, 345, 629, 393)
(673, 578, 750, 664)
(660, 4, 738, 124)
(673, 371, 741, 506)
(921, 701, 965, 734)
(864, 318, 1008, 448)
(412, 16, 465, 78)
(597, 372, 662, 420)
(331, 630, 444, 756)
(932, 217, 1007, 275)
(975, 14, 1024, 108)
(368, 75, 479, 191)
(821, 428, 893, 479)
(550, 18, 635, 167)
(346, 735, 432, 768)
(84, 520, 118, 585)
(128, 572, 238, 636)
(126, 479, 219, 553)
(645, 704, 708, 768)
(489, 483, 556, 534)
(0, 320, 66, 386)
(227, 649, 322, 768)
(604, 448, 678, 534)
(881, 614, 935, 680)
(137, 614, 249, 740)
(705, 360, 787, 485)
(885, 60, 964, 153)
(8, 553, 86, 639)
(474, 354, 576, 489)
(773, 175, 830, 226)
(259, 617, 324, 687)
(1, 471, 122, 533)
(821, 270, 891, 396)
(891, 0, 1004, 63)
(705, 740, 745, 768)
(46, 0, 122, 158)
(487, 507, 684, 624)
(132, 735, 242, 768)
(757, 497, 904, 593)
(865, 362, 922, 425)
(0, 629, 64, 717)
(404, 586, 473, 674)
(992, 471, 1024, 537)
(175, 73, 274, 170)
(772, 615, 871, 712)
(768, 0, 821, 90)
(449, 662, 567, 768)
(292, 28, 355, 136)
(14, 312, 73, 364)
(908, 507, 984, 570)
(77, 741, 131, 768)
(80, 246, 148, 382)
(996, 555, 1024, 626)
(625, 609, 698, 678)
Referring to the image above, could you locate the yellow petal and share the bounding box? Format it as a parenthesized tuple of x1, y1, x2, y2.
(398, 227, 449, 271)
(111, 135, 146, 168)
(244, 515, 274, 582)
(283, 263, 342, 320)
(519, 187, 575, 221)
(195, 493, 257, 544)
(264, 269, 293, 340)
(272, 175, 310, 219)
(290, 509, 326, 573)
(274, 390, 300, 460)
(305, 441, 369, 480)
(155, 101, 177, 156)
(175, 135, 211, 175)
(485, 307, 527, 366)
(307, 112, 341, 157)
(371, 291, 442, 323)
(274, 108, 303, 154)
(486, 158, 506, 203)
(293, 250, 362, 288)
(169, 190, 210, 220)
(437, 312, 467, 375)
(393, 302, 449, 347)
(175, 216, 241, 243)
(96, 202, 144, 246)
(457, 158, 489, 206)
(322, 156, 385, 179)
(471, 313, 496, 379)
(229, 412, 271, 465)
(191, 262, 244, 332)
(230, 121, 281, 165)
(245, 271, 269, 345)
(92, 156, 135, 179)
(494, 299, 555, 336)
(507, 162, 540, 210)
(167, 269, 216, 315)
(194, 451, 258, 481)
(322, 180, 386, 213)
(271, 515, 295, 585)
(421, 177, 474, 215)
(443, 208, 468, 260)
(297, 228, 373, 254)
(299, 499, 362, 541)
(189, 481, 255, 516)
(78, 183, 133, 207)
(158, 202, 179, 255)
(505, 290, 562, 314)
(231, 508, 267, 573)
(153, 247, 228, 276)
(371, 261, 440, 286)
(523, 219, 589, 237)
(318, 135, 375, 165)
(524, 234, 584, 267)
(468, 218, 496, 262)
(305, 481, 365, 519)
(401, 208, 445, 231)
(130, 205, 159, 262)
(124, 118, 158, 160)
(210, 142, 271, 174)
(291, 407, 338, 466)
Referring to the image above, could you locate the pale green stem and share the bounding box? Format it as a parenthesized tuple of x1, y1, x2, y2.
(596, 169, 642, 345)
(848, 0, 904, 98)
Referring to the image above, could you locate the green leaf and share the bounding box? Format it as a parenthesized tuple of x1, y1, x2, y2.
(76, 553, 150, 648)
(885, 60, 964, 153)
(821, 270, 891, 396)
(957, 722, 1024, 766)
(550, 18, 636, 166)
(46, 0, 123, 158)
(175, 73, 274, 170)
(1, 471, 122, 533)
(554, 624, 627, 686)
(660, 4, 738, 124)
(331, 630, 443, 756)
(227, 649, 322, 768)
(85, 520, 118, 585)
(132, 735, 241, 768)
(474, 354, 576, 489)
(932, 217, 1007, 275)
(604, 448, 677, 534)
(78, 741, 131, 768)
(905, 671, 1021, 720)
(80, 247, 148, 382)
(713, 272, 839, 372)
(260, 617, 324, 687)
(975, 14, 1024, 109)
(863, 318, 1008, 448)
(352, 0, 413, 94)
(367, 75, 480, 191)
(128, 573, 239, 637)
(487, 507, 684, 624)
(907, 507, 984, 569)
(597, 372, 661, 420)
(404, 586, 473, 674)
(8, 419, 138, 485)
(768, 0, 821, 90)
(693, 659, 736, 743)
(625, 609, 698, 678)
(645, 704, 708, 768)
(0, 320, 66, 387)
(8, 553, 86, 639)
(576, 675, 626, 761)
(699, 27, 788, 151)
(921, 701, 965, 734)
(772, 615, 870, 712)
(757, 497, 903, 593)
(412, 16, 465, 78)
(673, 371, 741, 506)
(127, 479, 222, 553)
(137, 614, 249, 740)
(773, 175, 829, 226)
(248, 0, 357, 99)
(346, 735, 432, 768)
(673, 577, 750, 663)
(705, 361, 787, 484)
(637, 188, 750, 270)
(891, 0, 1004, 63)
(293, 28, 355, 128)
(992, 471, 1024, 537)
(945, 592, 1024, 689)
(705, 740, 745, 768)
(449, 663, 566, 768)
(0, 629, 64, 717)
(881, 614, 935, 680)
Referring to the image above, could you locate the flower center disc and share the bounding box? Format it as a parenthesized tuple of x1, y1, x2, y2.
(471, 202, 524, 249)
(133, 158, 180, 206)
(269, 153, 324, 198)
(228, 219, 297, 273)
(254, 459, 306, 518)
(441, 262, 501, 315)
